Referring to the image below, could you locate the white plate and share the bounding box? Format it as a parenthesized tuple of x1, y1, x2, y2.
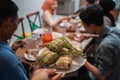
(37, 47, 86, 74)
(52, 32, 63, 39)
(32, 28, 44, 34)
(24, 53, 36, 61)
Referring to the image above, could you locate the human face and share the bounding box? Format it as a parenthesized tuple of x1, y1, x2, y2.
(82, 21, 95, 34)
(51, 1, 58, 10)
(7, 16, 19, 39)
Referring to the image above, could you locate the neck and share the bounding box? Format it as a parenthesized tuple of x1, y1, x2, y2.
(0, 34, 8, 42)
(94, 24, 106, 35)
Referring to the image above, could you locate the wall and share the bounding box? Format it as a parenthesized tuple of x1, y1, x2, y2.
(11, 0, 79, 42)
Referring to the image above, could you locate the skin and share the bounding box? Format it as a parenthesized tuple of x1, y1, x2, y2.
(0, 16, 62, 80)
(51, 1, 58, 11)
(31, 69, 63, 80)
(0, 17, 18, 42)
(81, 21, 106, 80)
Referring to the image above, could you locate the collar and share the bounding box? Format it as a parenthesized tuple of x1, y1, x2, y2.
(95, 26, 111, 44)
(0, 41, 12, 51)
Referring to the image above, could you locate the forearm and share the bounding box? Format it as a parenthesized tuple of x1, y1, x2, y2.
(84, 61, 105, 80)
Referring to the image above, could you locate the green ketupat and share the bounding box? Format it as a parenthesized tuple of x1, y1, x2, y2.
(60, 36, 83, 56)
(47, 38, 64, 53)
(60, 36, 73, 49)
(37, 48, 59, 66)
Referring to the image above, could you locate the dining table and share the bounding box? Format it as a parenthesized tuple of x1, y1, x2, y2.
(16, 20, 93, 79)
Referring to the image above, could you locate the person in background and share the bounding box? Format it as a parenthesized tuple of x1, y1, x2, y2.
(79, 4, 120, 80)
(42, 0, 70, 28)
(111, 0, 120, 21)
(72, 0, 95, 18)
(84, 0, 95, 6)
(99, 0, 116, 27)
(0, 0, 62, 80)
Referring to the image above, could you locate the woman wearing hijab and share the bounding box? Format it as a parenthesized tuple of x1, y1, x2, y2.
(42, 0, 70, 28)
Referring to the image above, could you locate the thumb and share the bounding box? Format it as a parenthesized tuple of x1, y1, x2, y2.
(46, 69, 57, 76)
(91, 34, 99, 37)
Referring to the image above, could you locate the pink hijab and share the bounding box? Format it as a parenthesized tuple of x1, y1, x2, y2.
(42, 0, 56, 15)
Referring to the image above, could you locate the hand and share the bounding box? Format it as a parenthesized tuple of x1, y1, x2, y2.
(60, 16, 70, 22)
(63, 16, 70, 21)
(11, 40, 26, 51)
(31, 69, 63, 80)
(79, 33, 99, 42)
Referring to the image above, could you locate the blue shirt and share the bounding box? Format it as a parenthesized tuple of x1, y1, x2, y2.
(95, 26, 120, 80)
(0, 42, 28, 80)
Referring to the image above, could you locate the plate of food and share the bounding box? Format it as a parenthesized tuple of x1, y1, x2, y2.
(52, 32, 63, 39)
(24, 53, 36, 61)
(24, 49, 39, 61)
(36, 36, 86, 73)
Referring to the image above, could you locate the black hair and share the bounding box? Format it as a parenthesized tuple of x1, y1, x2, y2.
(99, 0, 115, 12)
(99, 0, 116, 26)
(86, 0, 95, 4)
(0, 0, 18, 24)
(79, 4, 104, 26)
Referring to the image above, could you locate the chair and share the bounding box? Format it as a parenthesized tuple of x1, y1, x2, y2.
(14, 18, 26, 40)
(8, 18, 26, 44)
(26, 11, 42, 33)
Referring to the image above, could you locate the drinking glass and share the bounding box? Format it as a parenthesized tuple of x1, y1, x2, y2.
(43, 27, 53, 44)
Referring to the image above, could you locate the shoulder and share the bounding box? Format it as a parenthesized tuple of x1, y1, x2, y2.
(43, 10, 52, 16)
(99, 31, 120, 50)
(0, 49, 18, 65)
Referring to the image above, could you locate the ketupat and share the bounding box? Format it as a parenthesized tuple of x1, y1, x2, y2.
(37, 48, 59, 66)
(60, 36, 83, 56)
(60, 36, 73, 49)
(46, 38, 64, 53)
(47, 36, 83, 56)
(54, 55, 72, 70)
(37, 36, 84, 67)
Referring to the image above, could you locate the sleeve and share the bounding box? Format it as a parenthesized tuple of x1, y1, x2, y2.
(43, 11, 64, 27)
(95, 43, 115, 77)
(0, 51, 28, 80)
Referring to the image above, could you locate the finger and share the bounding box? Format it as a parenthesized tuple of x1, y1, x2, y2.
(46, 69, 57, 76)
(52, 73, 63, 80)
(91, 34, 99, 37)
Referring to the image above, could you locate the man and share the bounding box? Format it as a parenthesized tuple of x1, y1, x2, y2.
(79, 4, 120, 80)
(0, 0, 62, 80)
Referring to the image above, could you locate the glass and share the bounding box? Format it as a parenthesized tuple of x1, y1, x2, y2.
(25, 35, 38, 49)
(43, 27, 53, 44)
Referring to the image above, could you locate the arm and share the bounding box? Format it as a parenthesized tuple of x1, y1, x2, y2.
(84, 61, 105, 80)
(11, 40, 26, 51)
(84, 41, 116, 80)
(31, 69, 63, 80)
(43, 11, 70, 27)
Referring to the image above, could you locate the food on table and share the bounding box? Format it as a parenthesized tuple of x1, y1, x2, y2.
(60, 36, 73, 49)
(50, 55, 72, 70)
(36, 36, 84, 69)
(46, 38, 64, 53)
(26, 49, 38, 57)
(37, 48, 59, 66)
(70, 19, 81, 24)
(65, 33, 75, 40)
